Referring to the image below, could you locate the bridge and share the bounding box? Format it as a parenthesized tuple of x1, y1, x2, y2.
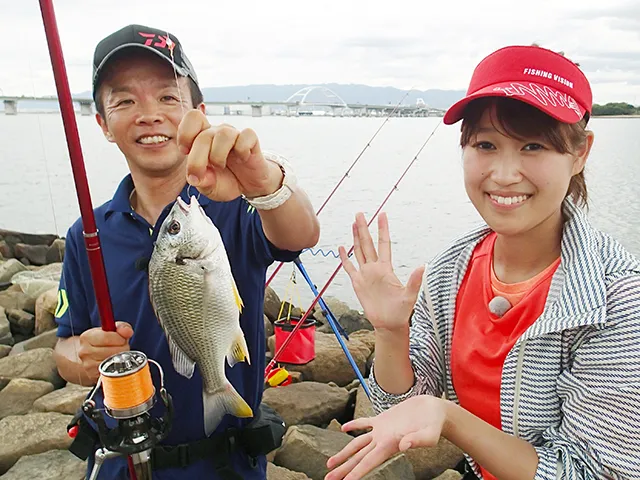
(0, 86, 445, 118)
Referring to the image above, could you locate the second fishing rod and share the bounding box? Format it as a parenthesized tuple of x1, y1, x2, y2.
(265, 119, 443, 389)
(265, 88, 414, 289)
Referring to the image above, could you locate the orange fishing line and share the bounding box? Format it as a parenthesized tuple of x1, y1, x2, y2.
(102, 363, 155, 410)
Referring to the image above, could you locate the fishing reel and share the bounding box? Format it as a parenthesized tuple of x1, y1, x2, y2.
(81, 351, 174, 480)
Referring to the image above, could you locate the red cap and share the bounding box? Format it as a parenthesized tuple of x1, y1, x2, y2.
(443, 45, 592, 125)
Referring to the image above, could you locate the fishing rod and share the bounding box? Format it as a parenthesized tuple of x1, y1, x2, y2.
(293, 257, 371, 398)
(264, 88, 414, 288)
(38, 2, 172, 479)
(265, 119, 443, 385)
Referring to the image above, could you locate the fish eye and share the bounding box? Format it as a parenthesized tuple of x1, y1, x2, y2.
(168, 220, 181, 235)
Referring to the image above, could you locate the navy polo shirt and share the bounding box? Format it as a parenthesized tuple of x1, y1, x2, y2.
(55, 174, 300, 480)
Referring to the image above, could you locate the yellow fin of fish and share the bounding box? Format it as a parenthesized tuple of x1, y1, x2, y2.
(227, 328, 251, 367)
(232, 277, 244, 313)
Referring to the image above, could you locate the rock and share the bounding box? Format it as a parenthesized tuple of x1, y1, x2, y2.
(264, 314, 274, 338)
(350, 329, 376, 351)
(273, 332, 373, 387)
(365, 454, 416, 479)
(0, 378, 55, 419)
(354, 384, 375, 421)
(6, 308, 35, 336)
(45, 239, 66, 264)
(274, 425, 353, 480)
(0, 412, 73, 474)
(353, 385, 464, 479)
(1, 449, 86, 480)
(0, 348, 64, 388)
(264, 286, 282, 322)
(267, 462, 311, 480)
(403, 440, 465, 479)
(0, 345, 11, 358)
(11, 333, 30, 345)
(434, 470, 463, 480)
(263, 382, 351, 428)
(10, 329, 58, 356)
(319, 310, 373, 335)
(275, 425, 414, 480)
(34, 287, 59, 335)
(32, 384, 91, 415)
(0, 259, 27, 283)
(289, 371, 304, 383)
(344, 378, 361, 393)
(326, 419, 342, 432)
(0, 241, 11, 259)
(10, 263, 62, 300)
(0, 307, 13, 346)
(313, 297, 351, 325)
(0, 288, 36, 314)
(13, 244, 49, 267)
(0, 230, 58, 250)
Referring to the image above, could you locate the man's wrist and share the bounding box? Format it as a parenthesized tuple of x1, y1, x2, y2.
(243, 152, 296, 210)
(245, 161, 284, 198)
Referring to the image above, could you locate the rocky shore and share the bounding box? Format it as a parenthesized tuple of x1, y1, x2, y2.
(0, 229, 463, 480)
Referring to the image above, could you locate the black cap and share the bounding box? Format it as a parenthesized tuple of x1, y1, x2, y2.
(92, 24, 198, 101)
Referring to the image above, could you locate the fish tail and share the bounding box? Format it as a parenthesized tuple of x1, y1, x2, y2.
(203, 383, 254, 436)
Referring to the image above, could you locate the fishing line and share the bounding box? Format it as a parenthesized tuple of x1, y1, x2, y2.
(264, 87, 415, 288)
(28, 37, 85, 391)
(265, 119, 443, 386)
(166, 32, 186, 118)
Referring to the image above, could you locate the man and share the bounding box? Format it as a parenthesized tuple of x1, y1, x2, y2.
(53, 24, 320, 479)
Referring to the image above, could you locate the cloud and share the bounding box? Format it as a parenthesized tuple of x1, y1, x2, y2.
(0, 0, 639, 104)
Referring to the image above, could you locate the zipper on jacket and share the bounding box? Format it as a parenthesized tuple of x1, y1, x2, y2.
(513, 340, 527, 437)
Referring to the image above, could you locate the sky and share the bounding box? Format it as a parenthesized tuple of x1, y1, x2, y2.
(1, 0, 639, 105)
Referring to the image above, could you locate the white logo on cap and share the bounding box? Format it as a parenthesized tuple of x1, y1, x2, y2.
(523, 68, 574, 89)
(493, 83, 582, 119)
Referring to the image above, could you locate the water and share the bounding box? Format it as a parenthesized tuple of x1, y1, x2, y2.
(1, 114, 639, 309)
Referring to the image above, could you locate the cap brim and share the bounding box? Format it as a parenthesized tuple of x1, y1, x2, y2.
(443, 81, 587, 125)
(92, 43, 188, 98)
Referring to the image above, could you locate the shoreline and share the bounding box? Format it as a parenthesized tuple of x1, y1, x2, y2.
(591, 114, 640, 118)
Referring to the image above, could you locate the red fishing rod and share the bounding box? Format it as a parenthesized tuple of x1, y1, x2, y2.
(38, 3, 173, 479)
(264, 89, 413, 288)
(265, 120, 442, 378)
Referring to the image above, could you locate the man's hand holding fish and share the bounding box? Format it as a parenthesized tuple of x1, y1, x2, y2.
(178, 109, 319, 252)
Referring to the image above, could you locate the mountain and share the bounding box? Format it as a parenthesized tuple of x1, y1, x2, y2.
(73, 83, 465, 110)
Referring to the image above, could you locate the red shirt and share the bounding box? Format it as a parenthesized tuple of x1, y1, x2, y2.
(451, 233, 560, 480)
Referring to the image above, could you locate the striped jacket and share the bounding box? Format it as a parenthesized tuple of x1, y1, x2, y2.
(369, 199, 640, 479)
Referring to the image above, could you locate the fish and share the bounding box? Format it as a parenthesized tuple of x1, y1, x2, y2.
(148, 195, 253, 436)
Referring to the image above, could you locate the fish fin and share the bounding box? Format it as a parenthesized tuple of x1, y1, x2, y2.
(231, 278, 244, 313)
(203, 383, 253, 436)
(167, 333, 196, 378)
(226, 329, 251, 367)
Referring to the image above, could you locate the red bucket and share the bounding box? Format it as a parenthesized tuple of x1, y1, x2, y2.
(273, 317, 316, 365)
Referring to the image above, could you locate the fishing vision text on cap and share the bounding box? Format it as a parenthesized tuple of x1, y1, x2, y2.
(443, 45, 592, 125)
(92, 24, 199, 101)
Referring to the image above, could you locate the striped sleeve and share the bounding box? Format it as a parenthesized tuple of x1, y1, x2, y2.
(534, 274, 640, 479)
(368, 269, 446, 414)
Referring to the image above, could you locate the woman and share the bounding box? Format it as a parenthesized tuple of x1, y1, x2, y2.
(325, 45, 640, 480)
